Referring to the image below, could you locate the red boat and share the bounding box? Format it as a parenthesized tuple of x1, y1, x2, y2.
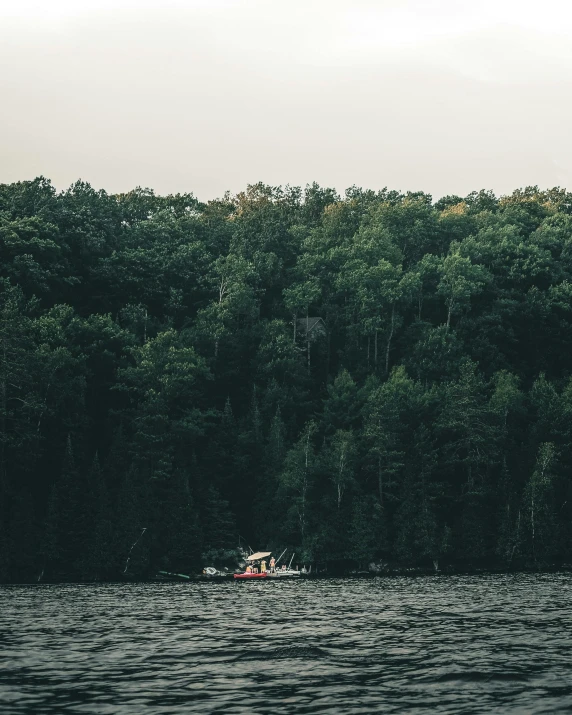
(234, 551, 273, 579)
(234, 572, 268, 580)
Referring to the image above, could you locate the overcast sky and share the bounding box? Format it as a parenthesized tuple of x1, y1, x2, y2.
(2, 0, 572, 200)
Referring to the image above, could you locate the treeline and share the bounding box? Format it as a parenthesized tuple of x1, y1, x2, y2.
(1, 178, 572, 581)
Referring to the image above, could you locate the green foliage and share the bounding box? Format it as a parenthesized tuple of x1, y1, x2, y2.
(522, 443, 559, 565)
(279, 421, 318, 544)
(2, 176, 572, 581)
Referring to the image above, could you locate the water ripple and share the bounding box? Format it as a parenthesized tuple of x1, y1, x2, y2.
(1, 574, 572, 713)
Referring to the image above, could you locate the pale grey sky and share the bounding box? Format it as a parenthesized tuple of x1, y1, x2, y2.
(1, 0, 572, 200)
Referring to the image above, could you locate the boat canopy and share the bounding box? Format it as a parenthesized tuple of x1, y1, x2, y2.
(246, 551, 271, 561)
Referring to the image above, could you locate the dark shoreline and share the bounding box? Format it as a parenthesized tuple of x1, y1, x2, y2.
(3, 565, 572, 586)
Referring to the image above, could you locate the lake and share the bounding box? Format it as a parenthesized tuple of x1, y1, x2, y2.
(1, 574, 571, 713)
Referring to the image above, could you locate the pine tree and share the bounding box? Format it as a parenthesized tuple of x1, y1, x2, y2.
(348, 495, 384, 568)
(201, 485, 236, 556)
(523, 443, 559, 566)
(86, 453, 114, 580)
(160, 470, 202, 573)
(115, 465, 150, 578)
(279, 421, 317, 549)
(42, 436, 89, 580)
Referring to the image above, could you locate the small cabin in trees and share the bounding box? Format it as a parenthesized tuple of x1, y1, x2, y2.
(296, 317, 326, 370)
(297, 317, 326, 342)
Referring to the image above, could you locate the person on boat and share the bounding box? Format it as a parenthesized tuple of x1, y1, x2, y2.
(270, 557, 276, 573)
(261, 560, 267, 573)
(281, 564, 286, 571)
(245, 565, 252, 574)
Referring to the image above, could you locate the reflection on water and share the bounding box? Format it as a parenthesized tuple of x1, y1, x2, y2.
(1, 574, 571, 714)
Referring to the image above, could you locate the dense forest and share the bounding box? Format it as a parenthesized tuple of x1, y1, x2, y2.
(1, 177, 572, 582)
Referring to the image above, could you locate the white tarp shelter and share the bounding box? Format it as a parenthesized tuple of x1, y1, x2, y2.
(246, 551, 271, 561)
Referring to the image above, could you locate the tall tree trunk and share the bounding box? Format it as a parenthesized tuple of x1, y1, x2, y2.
(510, 510, 521, 565)
(337, 445, 346, 509)
(300, 426, 312, 539)
(306, 309, 310, 372)
(326, 327, 331, 379)
(446, 300, 454, 328)
(385, 304, 395, 375)
(531, 491, 535, 562)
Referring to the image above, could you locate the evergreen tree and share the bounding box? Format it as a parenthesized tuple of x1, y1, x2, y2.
(42, 436, 89, 580)
(279, 421, 317, 552)
(3, 176, 572, 578)
(86, 453, 114, 580)
(523, 443, 559, 566)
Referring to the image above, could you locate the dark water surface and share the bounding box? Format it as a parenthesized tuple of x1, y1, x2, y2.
(1, 574, 571, 714)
